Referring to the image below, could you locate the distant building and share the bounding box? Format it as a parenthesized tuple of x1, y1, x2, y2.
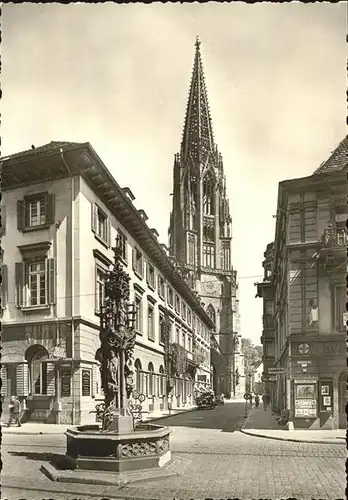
(168, 37, 245, 398)
(1, 141, 214, 424)
(256, 137, 347, 429)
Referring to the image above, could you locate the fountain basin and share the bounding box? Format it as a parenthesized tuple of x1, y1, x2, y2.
(65, 423, 171, 472)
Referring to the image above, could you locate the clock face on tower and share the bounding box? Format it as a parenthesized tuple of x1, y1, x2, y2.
(298, 343, 310, 355)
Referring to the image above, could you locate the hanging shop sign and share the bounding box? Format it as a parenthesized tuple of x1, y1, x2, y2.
(268, 368, 285, 374)
(294, 382, 317, 418)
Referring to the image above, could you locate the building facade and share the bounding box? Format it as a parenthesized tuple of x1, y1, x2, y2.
(168, 38, 245, 398)
(256, 137, 347, 429)
(1, 141, 214, 424)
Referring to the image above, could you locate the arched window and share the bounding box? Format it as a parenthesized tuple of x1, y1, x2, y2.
(134, 359, 142, 393)
(159, 365, 165, 396)
(206, 304, 216, 326)
(203, 172, 215, 215)
(25, 345, 49, 395)
(148, 362, 154, 396)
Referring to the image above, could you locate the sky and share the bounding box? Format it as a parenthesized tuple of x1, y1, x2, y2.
(2, 2, 346, 346)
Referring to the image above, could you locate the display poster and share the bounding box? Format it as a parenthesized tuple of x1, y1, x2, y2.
(82, 369, 91, 397)
(294, 383, 317, 418)
(319, 381, 333, 412)
(60, 365, 71, 397)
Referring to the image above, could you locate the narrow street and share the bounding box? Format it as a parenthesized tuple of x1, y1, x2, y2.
(2, 402, 346, 500)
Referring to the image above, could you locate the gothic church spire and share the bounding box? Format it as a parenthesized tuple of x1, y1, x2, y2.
(181, 37, 215, 167)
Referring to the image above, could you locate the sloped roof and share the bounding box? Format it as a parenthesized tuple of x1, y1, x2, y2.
(1, 141, 83, 162)
(313, 136, 348, 175)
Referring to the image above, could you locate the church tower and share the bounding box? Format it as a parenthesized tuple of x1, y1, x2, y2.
(168, 38, 245, 397)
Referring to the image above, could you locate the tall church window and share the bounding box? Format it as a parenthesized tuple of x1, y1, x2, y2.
(221, 246, 230, 271)
(190, 174, 198, 229)
(203, 172, 215, 215)
(188, 236, 196, 266)
(203, 244, 215, 268)
(206, 304, 216, 325)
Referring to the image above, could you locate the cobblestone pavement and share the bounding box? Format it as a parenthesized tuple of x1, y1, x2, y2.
(2, 403, 347, 500)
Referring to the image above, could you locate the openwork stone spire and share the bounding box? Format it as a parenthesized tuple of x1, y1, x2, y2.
(181, 36, 215, 166)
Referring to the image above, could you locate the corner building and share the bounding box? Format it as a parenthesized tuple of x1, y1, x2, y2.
(1, 141, 214, 424)
(257, 137, 347, 429)
(168, 39, 245, 397)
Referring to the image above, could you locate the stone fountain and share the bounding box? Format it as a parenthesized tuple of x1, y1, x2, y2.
(64, 240, 171, 472)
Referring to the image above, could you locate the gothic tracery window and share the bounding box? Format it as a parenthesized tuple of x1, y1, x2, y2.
(203, 172, 215, 216)
(206, 304, 216, 325)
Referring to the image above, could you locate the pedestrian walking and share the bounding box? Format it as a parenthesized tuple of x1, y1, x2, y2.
(262, 393, 270, 411)
(8, 396, 22, 427)
(255, 394, 260, 407)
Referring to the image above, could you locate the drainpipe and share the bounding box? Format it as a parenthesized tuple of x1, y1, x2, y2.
(60, 148, 76, 425)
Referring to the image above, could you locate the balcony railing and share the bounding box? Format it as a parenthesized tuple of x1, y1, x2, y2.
(321, 223, 347, 248)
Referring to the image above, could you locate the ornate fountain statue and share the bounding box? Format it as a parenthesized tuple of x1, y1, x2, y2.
(95, 241, 136, 432)
(62, 237, 172, 474)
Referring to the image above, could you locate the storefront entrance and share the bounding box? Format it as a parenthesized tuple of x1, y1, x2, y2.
(338, 370, 347, 429)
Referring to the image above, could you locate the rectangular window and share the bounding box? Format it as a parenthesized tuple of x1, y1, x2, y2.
(182, 303, 187, 321)
(95, 268, 105, 314)
(146, 262, 155, 289)
(135, 296, 143, 333)
(203, 244, 215, 268)
(158, 275, 165, 299)
(176, 327, 180, 344)
(159, 314, 165, 344)
(17, 193, 55, 231)
(147, 304, 155, 341)
(28, 261, 46, 306)
(117, 229, 127, 261)
(175, 295, 180, 313)
(168, 287, 174, 307)
(29, 198, 46, 227)
(91, 203, 111, 246)
(182, 332, 186, 349)
(133, 248, 144, 278)
(188, 336, 192, 352)
(333, 285, 346, 332)
(187, 309, 192, 325)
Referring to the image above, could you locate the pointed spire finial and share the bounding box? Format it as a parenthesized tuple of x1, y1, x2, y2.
(195, 35, 201, 49)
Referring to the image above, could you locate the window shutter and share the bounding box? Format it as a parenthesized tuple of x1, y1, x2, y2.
(91, 203, 97, 233)
(15, 262, 25, 307)
(46, 258, 56, 305)
(46, 194, 55, 225)
(132, 248, 136, 271)
(1, 264, 8, 308)
(17, 200, 25, 230)
(1, 206, 6, 237)
(107, 219, 111, 247)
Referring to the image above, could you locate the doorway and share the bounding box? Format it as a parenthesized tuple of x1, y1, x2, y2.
(338, 370, 347, 429)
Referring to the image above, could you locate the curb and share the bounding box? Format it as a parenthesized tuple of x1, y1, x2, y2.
(240, 427, 346, 445)
(2, 407, 199, 435)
